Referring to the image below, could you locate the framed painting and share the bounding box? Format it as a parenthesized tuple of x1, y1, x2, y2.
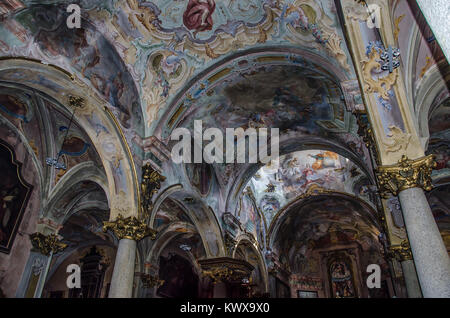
(0, 140, 33, 253)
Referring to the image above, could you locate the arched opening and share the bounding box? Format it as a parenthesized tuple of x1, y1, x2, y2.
(141, 196, 208, 298)
(42, 181, 114, 298)
(234, 239, 268, 297)
(269, 194, 392, 298)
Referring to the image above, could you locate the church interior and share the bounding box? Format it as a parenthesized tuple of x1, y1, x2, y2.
(0, 0, 449, 298)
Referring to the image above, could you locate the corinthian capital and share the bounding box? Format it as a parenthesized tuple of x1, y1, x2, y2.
(103, 214, 157, 241)
(30, 232, 68, 256)
(376, 155, 436, 197)
(389, 240, 413, 262)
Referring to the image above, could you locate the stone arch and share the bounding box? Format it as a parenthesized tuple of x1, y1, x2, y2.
(147, 222, 202, 267)
(0, 59, 139, 219)
(149, 187, 225, 258)
(45, 161, 108, 219)
(268, 192, 381, 249)
(148, 184, 184, 229)
(232, 235, 269, 293)
(414, 65, 450, 148)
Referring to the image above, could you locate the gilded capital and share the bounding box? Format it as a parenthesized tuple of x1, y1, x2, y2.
(30, 232, 68, 256)
(139, 273, 164, 288)
(68, 95, 85, 109)
(389, 240, 413, 262)
(376, 155, 436, 197)
(103, 214, 157, 241)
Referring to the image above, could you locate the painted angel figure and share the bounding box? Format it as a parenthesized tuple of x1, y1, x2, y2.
(183, 0, 216, 35)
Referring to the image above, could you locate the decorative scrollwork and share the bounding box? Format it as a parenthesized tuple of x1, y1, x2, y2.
(141, 163, 166, 218)
(389, 240, 413, 262)
(139, 273, 165, 288)
(361, 47, 398, 100)
(103, 214, 157, 241)
(376, 155, 436, 197)
(30, 232, 68, 256)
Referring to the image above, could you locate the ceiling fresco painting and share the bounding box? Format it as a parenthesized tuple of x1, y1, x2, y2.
(0, 0, 355, 138)
(10, 4, 143, 132)
(179, 63, 341, 134)
(154, 198, 194, 231)
(245, 150, 374, 229)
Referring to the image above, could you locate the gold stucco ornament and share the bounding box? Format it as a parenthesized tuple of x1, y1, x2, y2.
(103, 214, 157, 241)
(376, 154, 436, 197)
(389, 240, 413, 262)
(361, 46, 399, 100)
(30, 232, 68, 256)
(141, 163, 166, 218)
(139, 273, 165, 288)
(199, 257, 254, 284)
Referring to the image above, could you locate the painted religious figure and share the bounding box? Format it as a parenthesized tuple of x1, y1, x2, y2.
(183, 0, 216, 34)
(0, 141, 32, 253)
(329, 259, 356, 298)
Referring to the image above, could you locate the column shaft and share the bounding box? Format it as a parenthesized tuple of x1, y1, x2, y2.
(400, 260, 422, 298)
(108, 239, 137, 298)
(398, 187, 450, 297)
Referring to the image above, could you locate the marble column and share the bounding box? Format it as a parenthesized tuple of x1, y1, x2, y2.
(377, 155, 450, 298)
(400, 260, 422, 298)
(108, 239, 137, 298)
(398, 187, 450, 298)
(103, 214, 157, 298)
(389, 240, 422, 298)
(19, 232, 68, 298)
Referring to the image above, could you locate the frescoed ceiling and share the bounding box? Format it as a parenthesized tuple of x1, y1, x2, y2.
(427, 184, 450, 251)
(165, 55, 371, 197)
(177, 63, 342, 135)
(59, 208, 113, 247)
(154, 198, 194, 231)
(0, 87, 105, 194)
(0, 0, 357, 140)
(244, 150, 375, 229)
(271, 195, 381, 269)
